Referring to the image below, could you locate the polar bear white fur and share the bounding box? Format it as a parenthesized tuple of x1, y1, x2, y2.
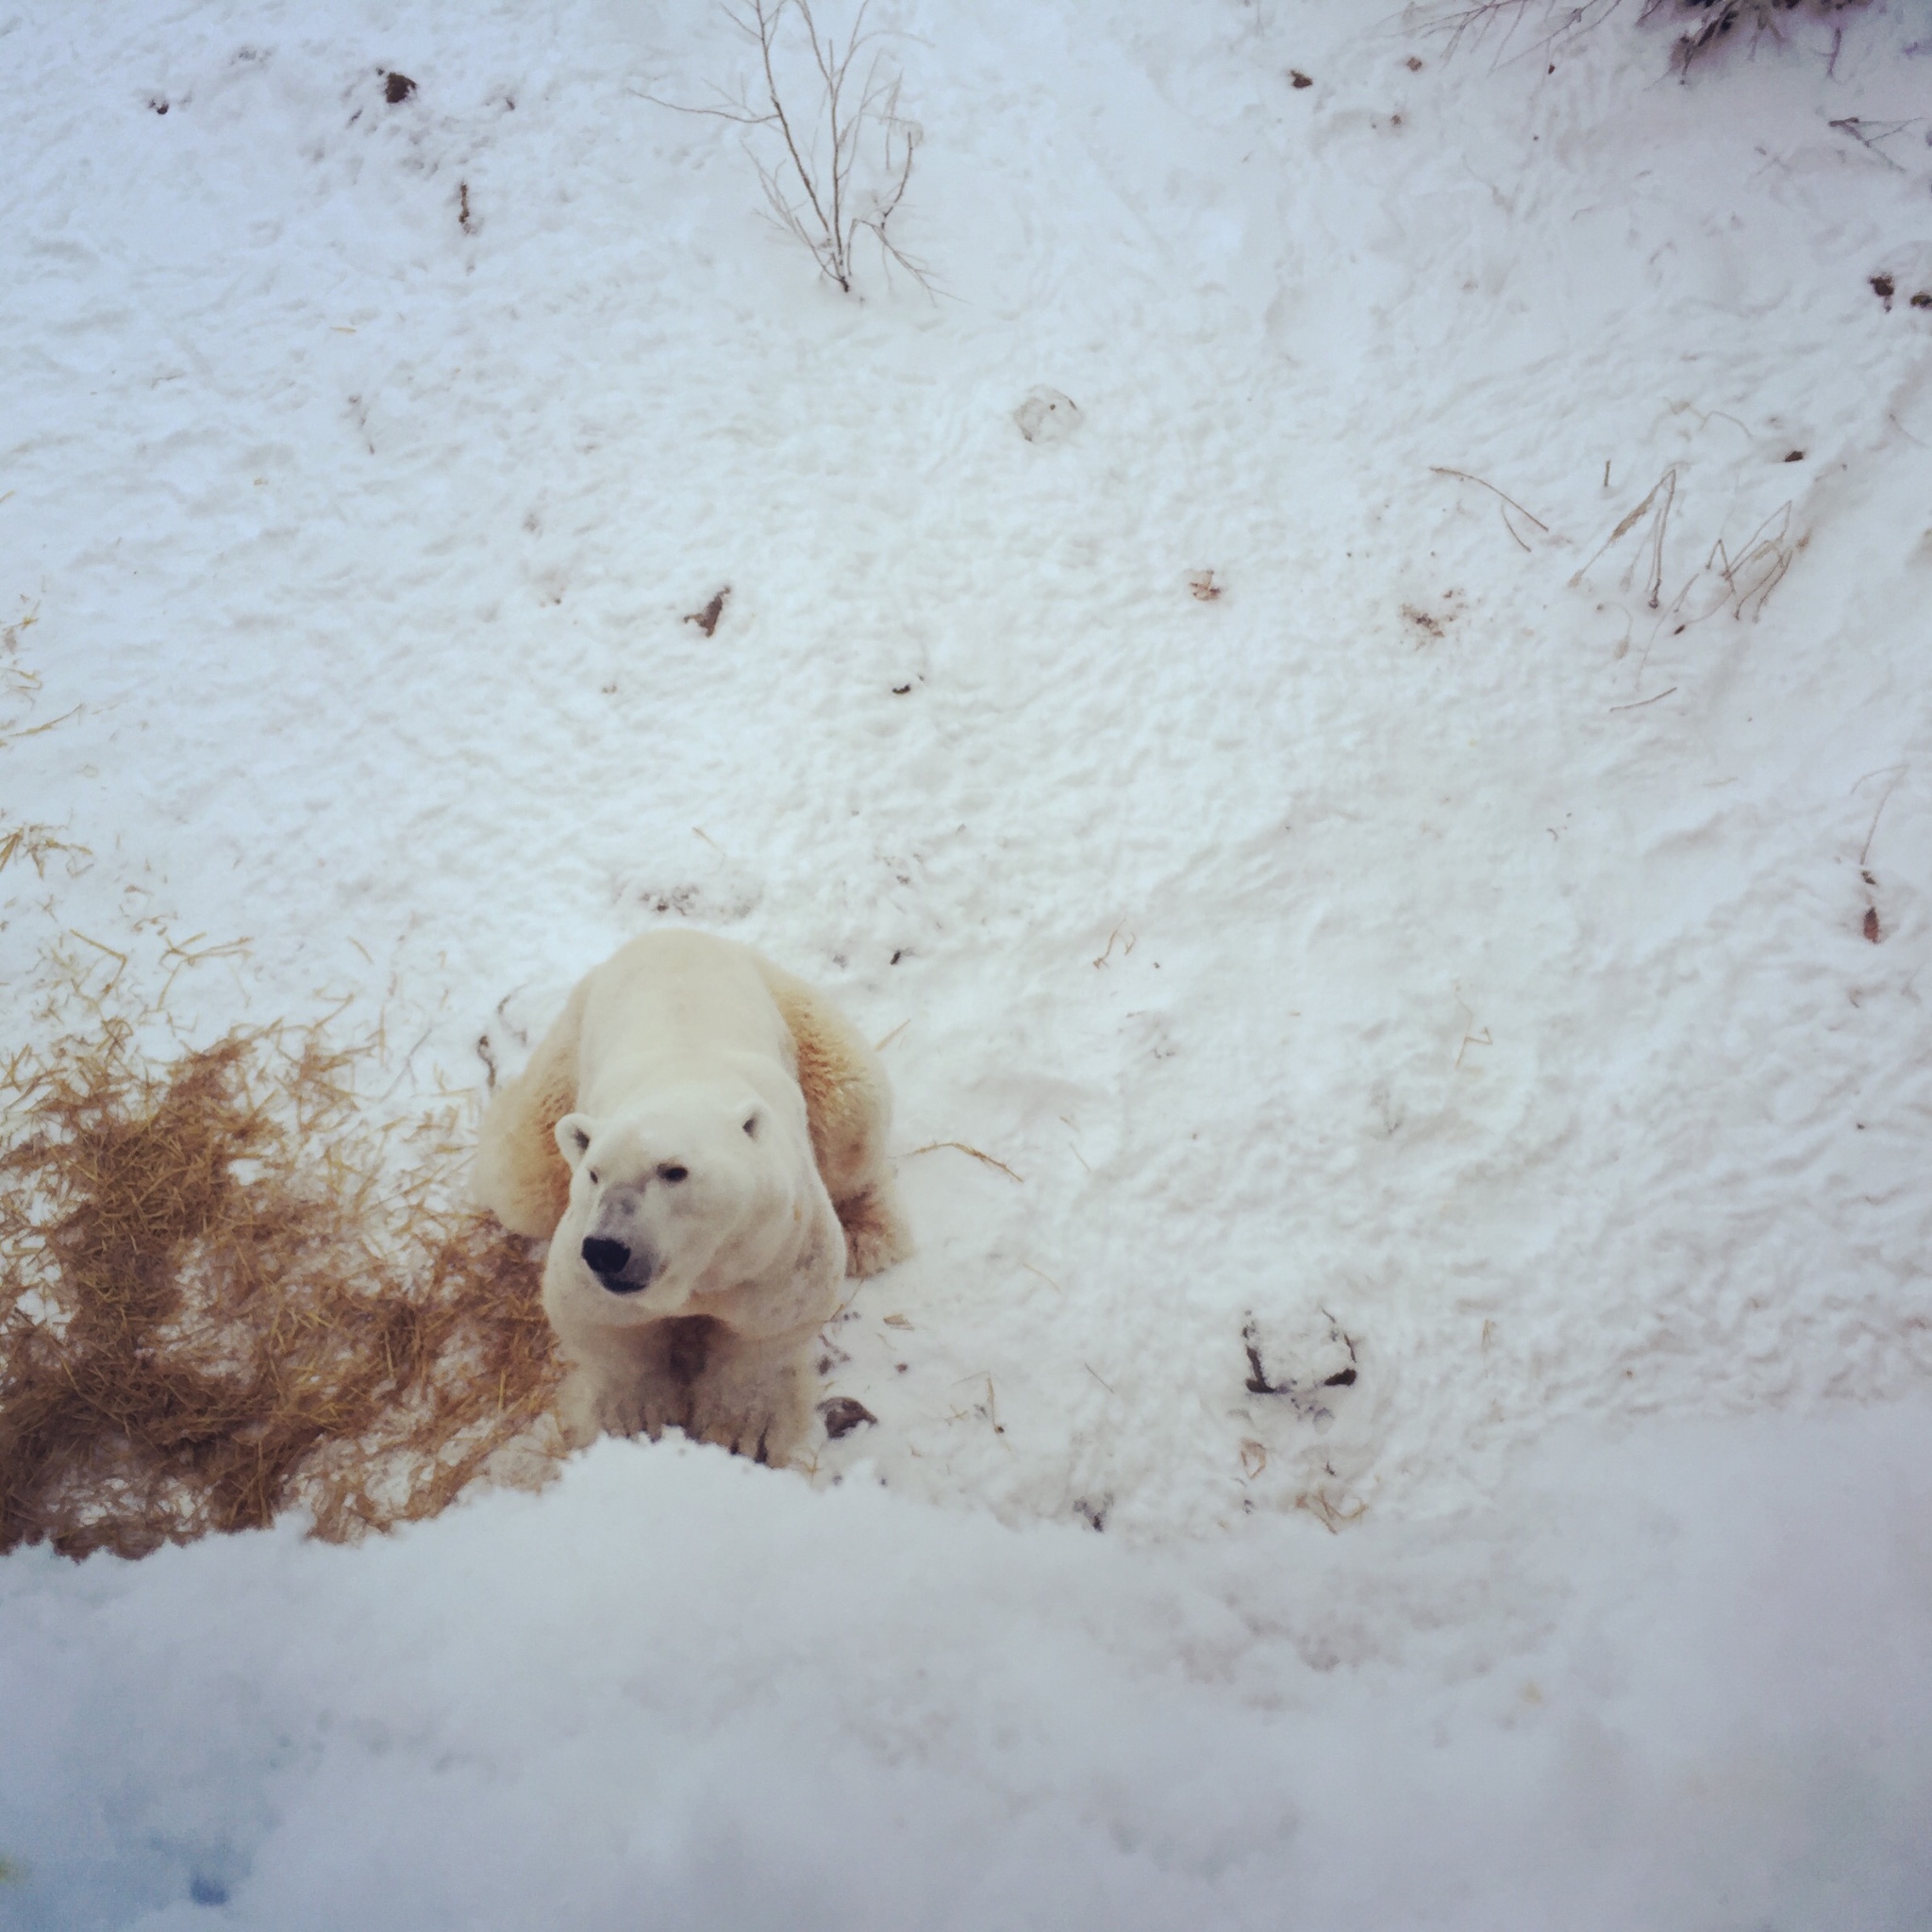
(475, 930, 910, 1463)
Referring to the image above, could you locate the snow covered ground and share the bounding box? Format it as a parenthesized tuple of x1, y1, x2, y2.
(3, 0, 1930, 1924)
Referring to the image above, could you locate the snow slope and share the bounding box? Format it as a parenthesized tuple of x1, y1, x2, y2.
(6, 1407, 1932, 1931)
(2, 0, 1930, 1924)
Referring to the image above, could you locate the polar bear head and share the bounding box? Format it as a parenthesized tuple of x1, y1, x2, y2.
(551, 1083, 817, 1319)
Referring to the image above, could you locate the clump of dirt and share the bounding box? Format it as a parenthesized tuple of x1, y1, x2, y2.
(684, 587, 730, 637)
(0, 1012, 560, 1559)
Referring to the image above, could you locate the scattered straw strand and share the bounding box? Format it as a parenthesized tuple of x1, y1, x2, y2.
(904, 1140, 1023, 1182)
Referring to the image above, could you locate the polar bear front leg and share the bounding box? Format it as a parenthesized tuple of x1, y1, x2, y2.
(688, 1324, 818, 1467)
(556, 1319, 717, 1448)
(555, 1357, 649, 1449)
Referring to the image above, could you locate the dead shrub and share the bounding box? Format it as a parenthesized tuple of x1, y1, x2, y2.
(1649, 0, 1870, 72)
(645, 0, 929, 295)
(1424, 0, 1870, 69)
(0, 1012, 561, 1559)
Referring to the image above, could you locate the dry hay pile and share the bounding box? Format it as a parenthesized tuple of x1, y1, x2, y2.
(0, 1014, 561, 1559)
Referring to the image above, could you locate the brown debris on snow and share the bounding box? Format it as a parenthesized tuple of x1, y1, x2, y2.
(684, 588, 730, 638)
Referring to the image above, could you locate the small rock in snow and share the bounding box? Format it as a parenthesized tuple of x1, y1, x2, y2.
(820, 1397, 878, 1441)
(1014, 387, 1080, 444)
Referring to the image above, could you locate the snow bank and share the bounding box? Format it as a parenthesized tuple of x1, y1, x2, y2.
(4, 1405, 1930, 1930)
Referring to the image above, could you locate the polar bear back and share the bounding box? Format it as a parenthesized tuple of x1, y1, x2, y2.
(575, 931, 801, 1119)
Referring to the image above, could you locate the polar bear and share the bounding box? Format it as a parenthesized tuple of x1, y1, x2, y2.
(474, 930, 911, 1463)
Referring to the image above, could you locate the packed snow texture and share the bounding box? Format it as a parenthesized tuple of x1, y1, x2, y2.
(2, 0, 1930, 1924)
(7, 1410, 1932, 1931)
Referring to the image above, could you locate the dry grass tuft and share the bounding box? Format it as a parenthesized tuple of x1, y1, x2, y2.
(0, 1012, 561, 1559)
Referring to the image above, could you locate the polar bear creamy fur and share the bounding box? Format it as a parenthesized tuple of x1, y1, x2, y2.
(475, 931, 910, 1463)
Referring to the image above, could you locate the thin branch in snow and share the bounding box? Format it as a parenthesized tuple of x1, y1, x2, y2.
(643, 0, 930, 296)
(1607, 686, 1677, 711)
(1656, 0, 1870, 74)
(1855, 767, 1907, 871)
(1418, 0, 1874, 75)
(1827, 117, 1917, 173)
(1414, 0, 1625, 64)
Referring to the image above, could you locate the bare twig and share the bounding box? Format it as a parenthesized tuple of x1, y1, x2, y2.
(1828, 118, 1915, 173)
(1657, 0, 1865, 71)
(1422, 1, 1864, 76)
(1420, 0, 1625, 63)
(1856, 767, 1907, 870)
(643, 0, 929, 295)
(1608, 686, 1676, 712)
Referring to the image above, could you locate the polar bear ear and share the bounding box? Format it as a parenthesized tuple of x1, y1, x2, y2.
(554, 1113, 597, 1170)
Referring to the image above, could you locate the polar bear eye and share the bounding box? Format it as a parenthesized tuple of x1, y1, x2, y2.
(742, 1115, 758, 1138)
(660, 1164, 689, 1184)
(587, 1169, 599, 1185)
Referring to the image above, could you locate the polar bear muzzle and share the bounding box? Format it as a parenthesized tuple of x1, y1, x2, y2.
(580, 1234, 656, 1294)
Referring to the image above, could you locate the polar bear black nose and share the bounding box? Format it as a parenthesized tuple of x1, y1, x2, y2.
(581, 1236, 635, 1289)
